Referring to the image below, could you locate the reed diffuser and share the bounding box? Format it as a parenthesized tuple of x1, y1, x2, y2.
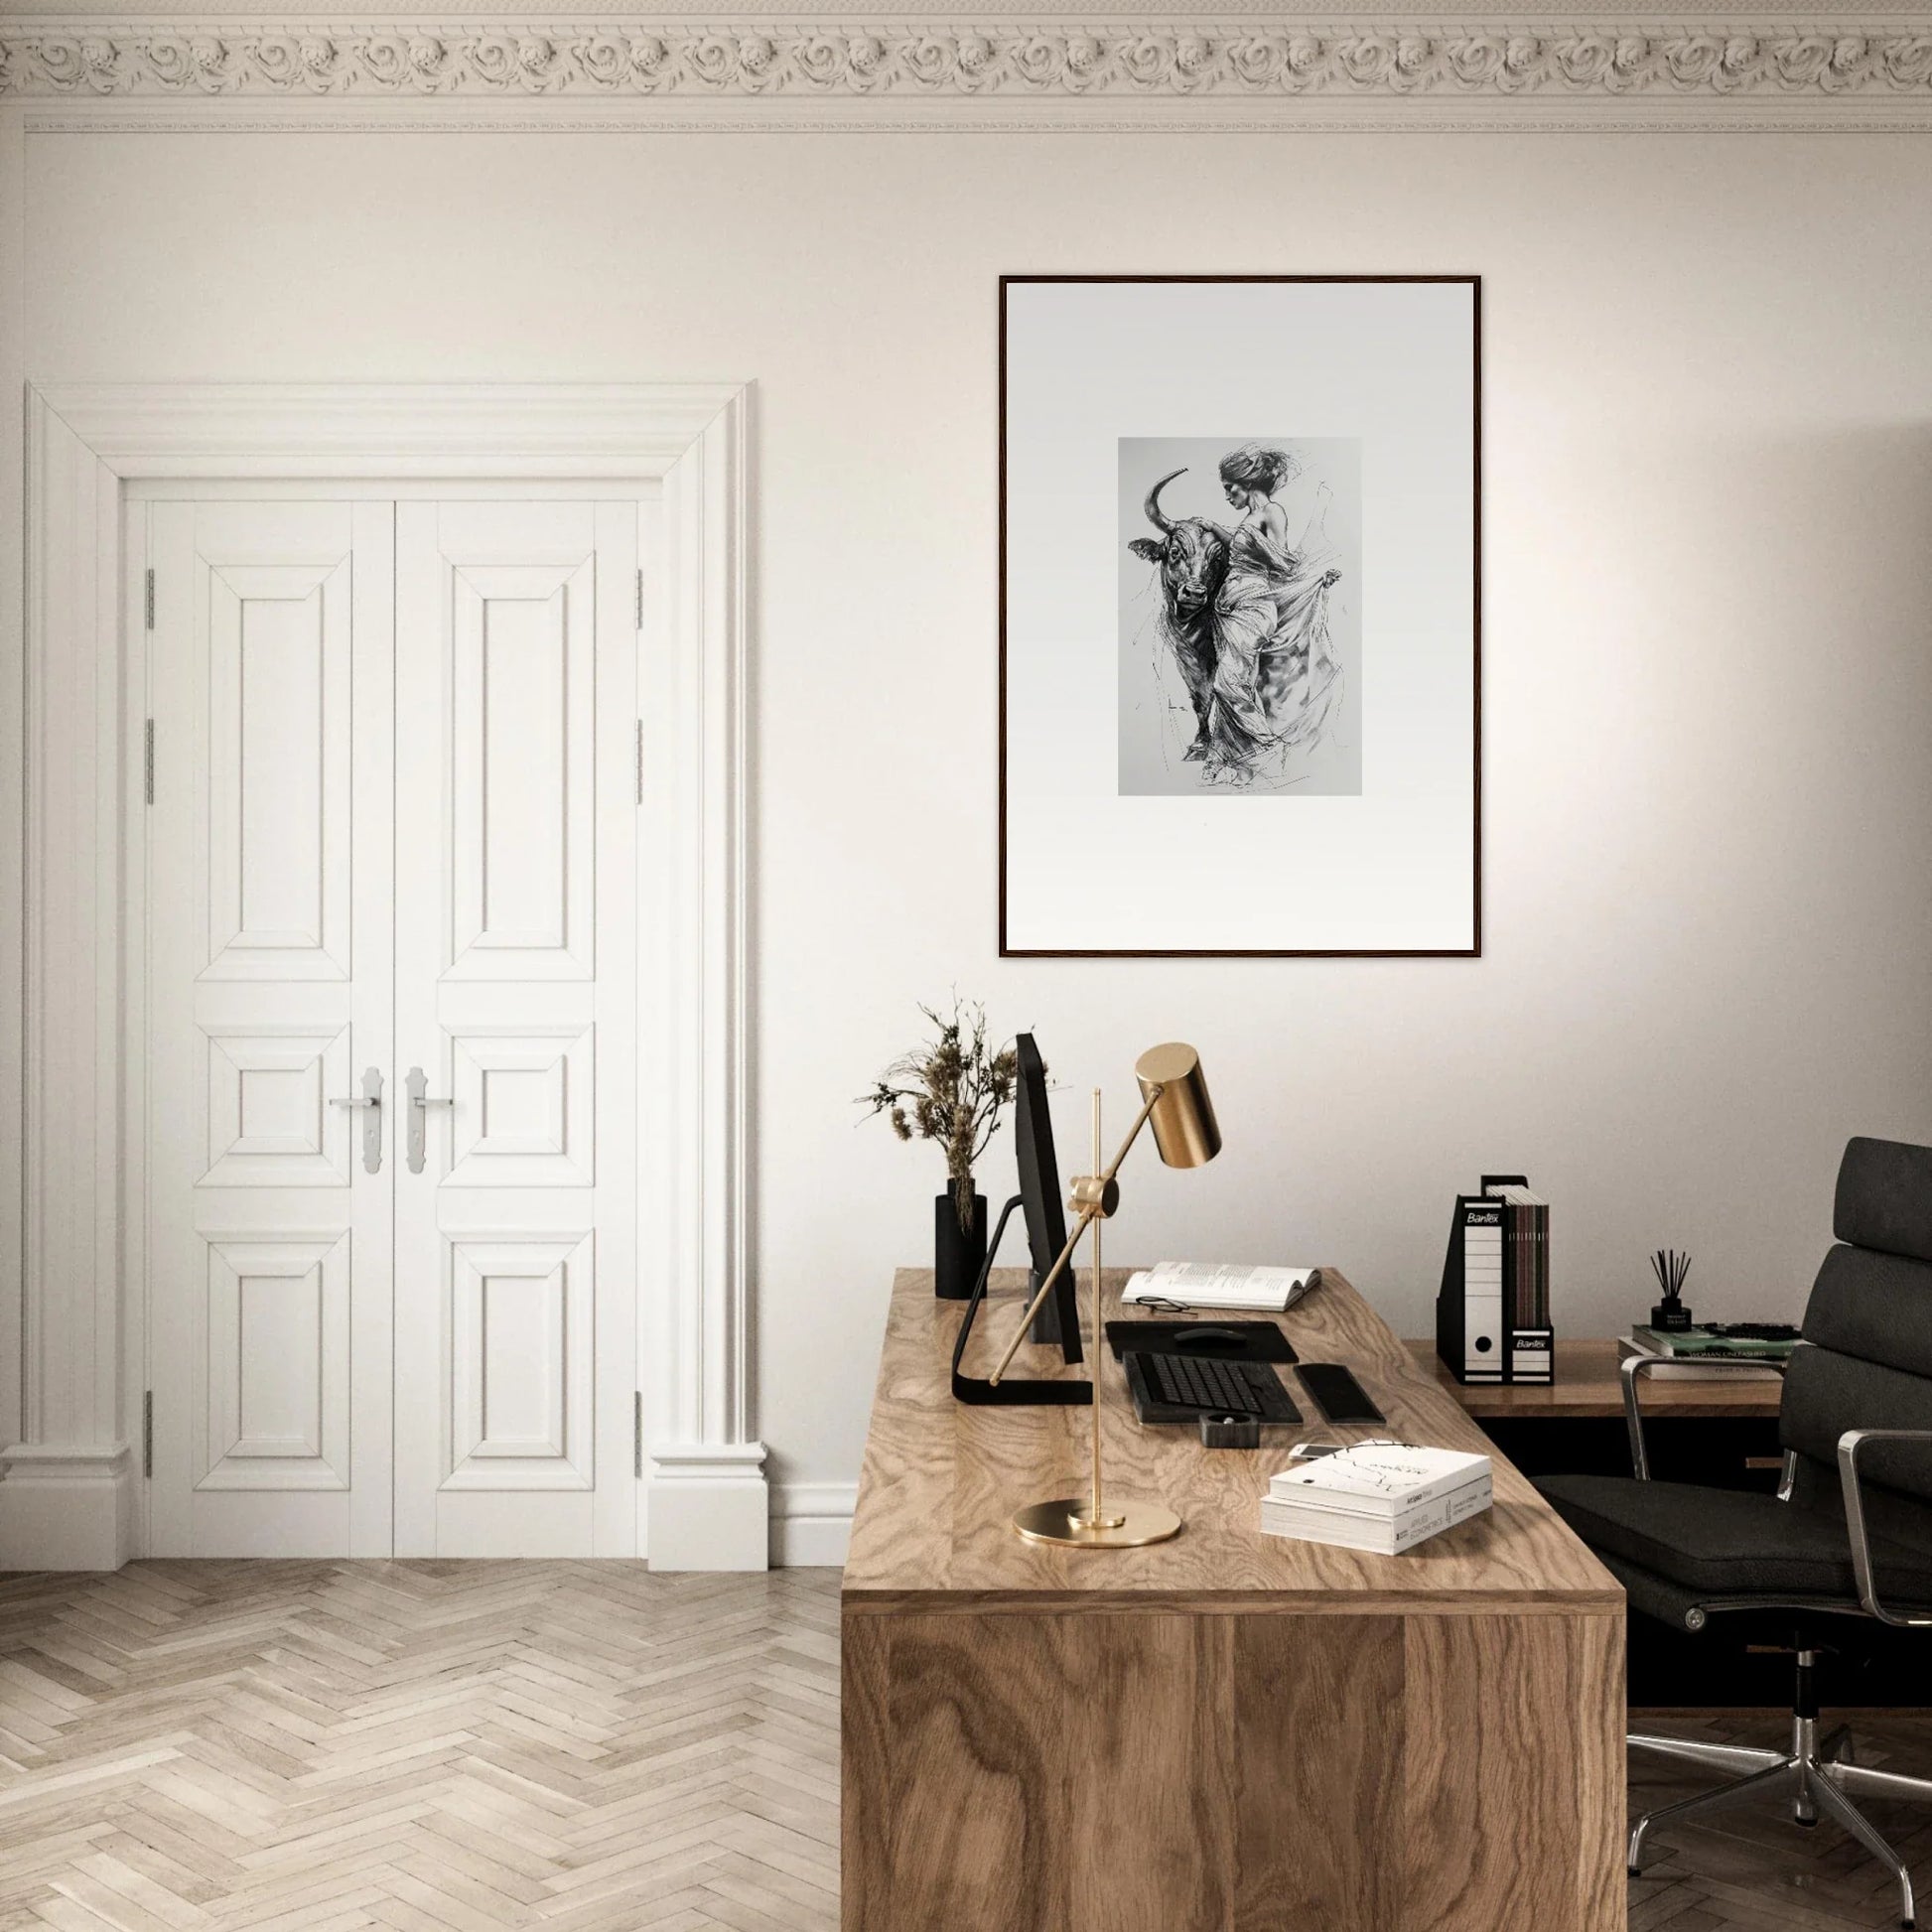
(1649, 1248, 1694, 1332)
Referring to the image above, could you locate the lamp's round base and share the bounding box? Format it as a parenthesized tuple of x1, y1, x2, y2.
(1012, 1497, 1182, 1548)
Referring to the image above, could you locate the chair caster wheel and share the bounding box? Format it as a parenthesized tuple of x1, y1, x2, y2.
(1795, 1816, 1818, 1829)
(1627, 1868, 1640, 1878)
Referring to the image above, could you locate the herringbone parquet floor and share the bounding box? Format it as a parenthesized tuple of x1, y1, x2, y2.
(1, 1562, 1929, 1930)
(0, 1563, 840, 1932)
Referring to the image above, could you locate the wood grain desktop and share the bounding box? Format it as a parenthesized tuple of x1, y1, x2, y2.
(843, 1268, 1626, 1932)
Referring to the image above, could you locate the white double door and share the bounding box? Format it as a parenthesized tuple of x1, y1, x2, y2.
(145, 495, 640, 1558)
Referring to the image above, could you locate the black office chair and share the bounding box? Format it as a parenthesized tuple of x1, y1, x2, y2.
(1538, 1136, 1932, 1930)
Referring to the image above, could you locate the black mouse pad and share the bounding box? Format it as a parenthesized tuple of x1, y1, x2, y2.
(1104, 1319, 1298, 1365)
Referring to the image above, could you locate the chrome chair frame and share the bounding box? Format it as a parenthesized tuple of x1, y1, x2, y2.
(1619, 1353, 1932, 1929)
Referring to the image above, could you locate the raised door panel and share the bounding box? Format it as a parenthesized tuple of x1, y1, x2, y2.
(200, 1233, 350, 1490)
(394, 500, 637, 1559)
(203, 561, 351, 981)
(446, 1232, 593, 1489)
(146, 498, 394, 1559)
(203, 1026, 352, 1187)
(445, 1026, 594, 1188)
(449, 565, 594, 980)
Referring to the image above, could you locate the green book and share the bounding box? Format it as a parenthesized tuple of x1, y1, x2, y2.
(1631, 1325, 1796, 1360)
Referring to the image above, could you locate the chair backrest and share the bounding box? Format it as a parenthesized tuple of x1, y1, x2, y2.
(1780, 1138, 1932, 1525)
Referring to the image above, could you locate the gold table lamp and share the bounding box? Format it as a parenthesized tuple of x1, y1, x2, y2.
(987, 1042, 1221, 1549)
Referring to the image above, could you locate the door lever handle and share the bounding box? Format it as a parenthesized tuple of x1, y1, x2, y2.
(330, 1066, 384, 1173)
(405, 1066, 454, 1175)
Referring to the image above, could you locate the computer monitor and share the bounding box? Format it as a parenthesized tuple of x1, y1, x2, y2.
(948, 1031, 1090, 1406)
(1014, 1034, 1083, 1362)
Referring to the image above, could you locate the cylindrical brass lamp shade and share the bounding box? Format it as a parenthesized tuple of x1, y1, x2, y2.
(1134, 1042, 1221, 1169)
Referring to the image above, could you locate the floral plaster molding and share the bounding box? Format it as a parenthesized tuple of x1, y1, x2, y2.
(3, 17, 1932, 119)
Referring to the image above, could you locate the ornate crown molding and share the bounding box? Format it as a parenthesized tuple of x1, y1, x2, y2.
(3, 17, 1931, 115)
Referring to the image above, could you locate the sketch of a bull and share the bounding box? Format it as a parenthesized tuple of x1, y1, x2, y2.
(1127, 469, 1231, 761)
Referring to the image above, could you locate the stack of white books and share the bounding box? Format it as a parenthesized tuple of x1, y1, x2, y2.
(1121, 1261, 1316, 1312)
(1260, 1444, 1493, 1556)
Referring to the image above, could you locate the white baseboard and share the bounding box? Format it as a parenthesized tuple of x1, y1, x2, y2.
(0, 1442, 852, 1573)
(770, 1481, 855, 1569)
(0, 1444, 136, 1571)
(645, 1442, 769, 1571)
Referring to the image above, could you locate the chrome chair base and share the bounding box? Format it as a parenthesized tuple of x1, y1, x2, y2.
(1629, 1705, 1932, 1929)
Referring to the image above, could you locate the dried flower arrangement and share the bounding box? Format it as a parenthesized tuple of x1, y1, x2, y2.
(860, 998, 1020, 1233)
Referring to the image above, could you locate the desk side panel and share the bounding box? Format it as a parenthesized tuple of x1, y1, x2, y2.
(1065, 1612, 1236, 1931)
(844, 1609, 1238, 1932)
(1231, 1613, 1406, 1928)
(841, 1611, 892, 1932)
(842, 1603, 1625, 1932)
(1403, 1610, 1626, 1932)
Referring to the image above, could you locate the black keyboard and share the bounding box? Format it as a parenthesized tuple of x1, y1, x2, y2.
(1126, 1351, 1302, 1424)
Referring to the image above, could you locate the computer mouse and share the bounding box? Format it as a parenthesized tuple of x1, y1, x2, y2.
(1174, 1326, 1247, 1349)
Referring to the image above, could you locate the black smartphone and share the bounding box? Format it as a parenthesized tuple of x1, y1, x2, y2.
(1297, 1363, 1385, 1426)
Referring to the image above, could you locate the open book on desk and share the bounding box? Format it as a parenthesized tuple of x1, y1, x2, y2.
(1121, 1262, 1318, 1313)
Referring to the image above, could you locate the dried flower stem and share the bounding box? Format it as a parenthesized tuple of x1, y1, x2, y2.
(859, 997, 1021, 1233)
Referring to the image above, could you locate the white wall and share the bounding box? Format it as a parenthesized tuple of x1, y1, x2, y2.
(20, 126, 1932, 1536)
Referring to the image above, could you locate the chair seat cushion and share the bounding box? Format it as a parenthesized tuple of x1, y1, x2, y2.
(1536, 1473, 1932, 1601)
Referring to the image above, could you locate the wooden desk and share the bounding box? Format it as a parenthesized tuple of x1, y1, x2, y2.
(1407, 1336, 1784, 1420)
(844, 1269, 1625, 1932)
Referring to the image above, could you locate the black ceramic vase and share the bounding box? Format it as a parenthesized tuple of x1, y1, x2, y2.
(934, 1185, 989, 1300)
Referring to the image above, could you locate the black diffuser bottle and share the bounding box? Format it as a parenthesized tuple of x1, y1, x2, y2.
(1650, 1248, 1694, 1331)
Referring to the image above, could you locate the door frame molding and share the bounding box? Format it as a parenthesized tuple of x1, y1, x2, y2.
(7, 382, 763, 1571)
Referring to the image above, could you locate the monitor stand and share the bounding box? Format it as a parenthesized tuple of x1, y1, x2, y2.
(950, 1196, 1092, 1407)
(1029, 1270, 1071, 1348)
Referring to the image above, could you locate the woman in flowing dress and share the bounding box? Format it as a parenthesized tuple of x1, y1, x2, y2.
(1203, 444, 1344, 787)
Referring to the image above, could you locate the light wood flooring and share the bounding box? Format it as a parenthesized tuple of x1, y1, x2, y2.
(0, 1563, 839, 1931)
(0, 1561, 1926, 1930)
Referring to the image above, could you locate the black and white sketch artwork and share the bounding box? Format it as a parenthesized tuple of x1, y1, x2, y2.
(1118, 438, 1361, 796)
(1001, 274, 1477, 955)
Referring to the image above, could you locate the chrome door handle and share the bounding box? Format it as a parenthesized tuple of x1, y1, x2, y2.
(405, 1066, 455, 1175)
(330, 1066, 384, 1174)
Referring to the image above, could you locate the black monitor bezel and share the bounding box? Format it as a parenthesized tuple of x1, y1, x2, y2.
(1014, 1033, 1082, 1364)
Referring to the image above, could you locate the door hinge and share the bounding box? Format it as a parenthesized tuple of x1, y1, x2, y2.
(144, 720, 155, 805)
(633, 1392, 643, 1479)
(144, 568, 155, 631)
(634, 720, 645, 805)
(142, 1391, 153, 1478)
(635, 567, 644, 631)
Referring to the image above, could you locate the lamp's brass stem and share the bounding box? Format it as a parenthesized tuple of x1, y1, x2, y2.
(1092, 1088, 1103, 1526)
(1077, 1090, 1125, 1531)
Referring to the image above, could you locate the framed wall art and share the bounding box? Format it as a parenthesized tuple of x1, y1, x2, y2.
(999, 274, 1481, 957)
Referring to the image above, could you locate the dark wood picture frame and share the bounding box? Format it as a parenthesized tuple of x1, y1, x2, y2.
(998, 273, 1482, 959)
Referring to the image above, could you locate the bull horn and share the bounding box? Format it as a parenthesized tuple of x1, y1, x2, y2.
(1144, 469, 1186, 534)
